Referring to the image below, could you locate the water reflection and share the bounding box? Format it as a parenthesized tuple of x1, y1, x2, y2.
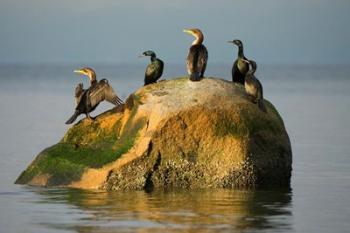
(30, 187, 292, 233)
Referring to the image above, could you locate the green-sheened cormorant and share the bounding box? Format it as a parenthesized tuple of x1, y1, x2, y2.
(228, 39, 249, 84)
(65, 67, 124, 124)
(183, 28, 208, 81)
(242, 60, 266, 112)
(139, 50, 164, 86)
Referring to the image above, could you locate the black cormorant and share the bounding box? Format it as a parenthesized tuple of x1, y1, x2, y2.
(228, 39, 249, 84)
(139, 50, 164, 86)
(65, 67, 124, 124)
(183, 28, 208, 81)
(242, 60, 266, 112)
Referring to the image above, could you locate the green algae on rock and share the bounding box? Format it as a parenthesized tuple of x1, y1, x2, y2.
(16, 77, 292, 189)
(15, 104, 145, 186)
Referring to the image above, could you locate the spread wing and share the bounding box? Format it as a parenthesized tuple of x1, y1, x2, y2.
(89, 80, 123, 107)
(74, 83, 84, 106)
(104, 84, 124, 106)
(88, 83, 106, 108)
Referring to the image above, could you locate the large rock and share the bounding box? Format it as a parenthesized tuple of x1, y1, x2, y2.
(16, 77, 292, 190)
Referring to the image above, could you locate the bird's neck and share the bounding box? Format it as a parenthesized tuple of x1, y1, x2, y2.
(192, 34, 204, 45)
(150, 55, 157, 62)
(88, 74, 97, 86)
(237, 46, 244, 58)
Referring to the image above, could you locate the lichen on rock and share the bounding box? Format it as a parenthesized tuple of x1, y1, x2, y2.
(16, 77, 292, 190)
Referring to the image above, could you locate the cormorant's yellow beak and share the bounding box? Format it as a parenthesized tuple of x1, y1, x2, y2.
(227, 41, 234, 43)
(74, 69, 85, 75)
(138, 55, 145, 58)
(183, 29, 193, 35)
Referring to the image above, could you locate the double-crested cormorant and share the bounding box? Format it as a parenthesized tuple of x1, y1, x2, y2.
(228, 39, 249, 84)
(65, 67, 124, 124)
(183, 28, 208, 81)
(139, 50, 164, 86)
(242, 60, 266, 112)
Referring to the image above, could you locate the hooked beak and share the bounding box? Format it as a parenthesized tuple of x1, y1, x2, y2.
(138, 54, 146, 58)
(228, 40, 239, 45)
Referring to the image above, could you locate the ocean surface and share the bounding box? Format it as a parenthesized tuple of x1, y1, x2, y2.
(0, 64, 349, 233)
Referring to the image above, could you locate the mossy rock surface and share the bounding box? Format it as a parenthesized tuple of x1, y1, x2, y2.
(16, 77, 292, 189)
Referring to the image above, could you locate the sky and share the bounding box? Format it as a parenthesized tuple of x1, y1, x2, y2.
(0, 0, 349, 65)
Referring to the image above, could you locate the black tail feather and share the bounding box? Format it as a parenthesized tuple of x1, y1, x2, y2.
(65, 110, 80, 124)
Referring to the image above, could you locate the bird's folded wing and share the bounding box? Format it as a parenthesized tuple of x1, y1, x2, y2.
(187, 47, 198, 72)
(187, 45, 208, 73)
(197, 47, 208, 72)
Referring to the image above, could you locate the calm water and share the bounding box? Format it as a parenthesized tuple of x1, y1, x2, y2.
(0, 64, 350, 233)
